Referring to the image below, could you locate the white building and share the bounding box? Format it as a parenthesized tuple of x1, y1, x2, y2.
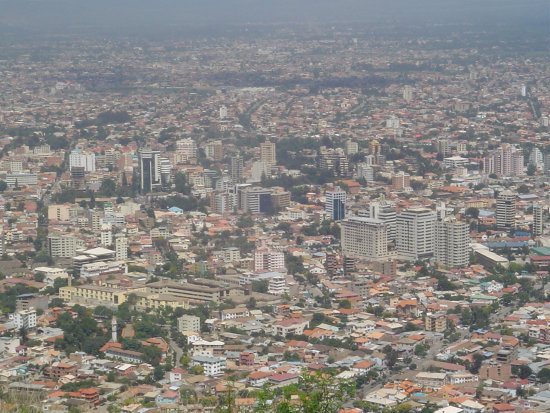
(396, 208, 436, 261)
(341, 217, 388, 261)
(533, 202, 543, 236)
(47, 234, 77, 258)
(69, 151, 96, 172)
(80, 260, 127, 278)
(13, 309, 37, 330)
(268, 275, 288, 295)
(115, 234, 128, 261)
(191, 355, 224, 377)
(435, 218, 470, 268)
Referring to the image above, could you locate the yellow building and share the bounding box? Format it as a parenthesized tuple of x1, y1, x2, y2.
(59, 285, 127, 306)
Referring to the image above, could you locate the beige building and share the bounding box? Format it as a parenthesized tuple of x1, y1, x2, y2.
(341, 217, 388, 261)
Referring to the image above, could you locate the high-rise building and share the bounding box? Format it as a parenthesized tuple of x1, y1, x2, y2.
(357, 164, 374, 182)
(115, 234, 128, 261)
(138, 148, 161, 193)
(544, 153, 550, 176)
(341, 217, 388, 261)
(176, 138, 198, 159)
(230, 154, 244, 183)
(47, 234, 77, 258)
(435, 218, 470, 268)
(325, 187, 346, 221)
(529, 148, 544, 169)
(260, 140, 276, 167)
(362, 201, 397, 242)
(254, 249, 285, 272)
(437, 139, 451, 158)
(100, 224, 113, 247)
(242, 187, 272, 214)
(396, 208, 437, 261)
(219, 105, 228, 119)
(14, 309, 37, 330)
(368, 140, 381, 155)
(345, 140, 359, 156)
(533, 203, 543, 236)
(319, 146, 349, 176)
(205, 140, 223, 161)
(69, 150, 96, 172)
(483, 145, 524, 177)
(403, 85, 414, 102)
(391, 172, 410, 191)
(496, 190, 516, 230)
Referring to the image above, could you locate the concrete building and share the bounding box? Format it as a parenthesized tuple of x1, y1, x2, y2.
(435, 218, 470, 268)
(341, 217, 388, 261)
(396, 208, 436, 261)
(115, 234, 128, 261)
(242, 187, 272, 214)
(260, 140, 276, 167)
(13, 309, 37, 330)
(138, 148, 161, 193)
(178, 315, 201, 333)
(325, 186, 346, 221)
(47, 234, 77, 258)
(230, 154, 244, 183)
(69, 151, 96, 172)
(176, 138, 197, 159)
(496, 190, 516, 230)
(483, 144, 524, 176)
(254, 249, 285, 272)
(533, 202, 543, 236)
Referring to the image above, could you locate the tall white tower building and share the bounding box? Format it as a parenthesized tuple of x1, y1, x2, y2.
(435, 218, 470, 268)
(396, 208, 437, 261)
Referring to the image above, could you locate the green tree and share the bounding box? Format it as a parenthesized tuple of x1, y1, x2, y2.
(256, 371, 355, 413)
(537, 368, 550, 383)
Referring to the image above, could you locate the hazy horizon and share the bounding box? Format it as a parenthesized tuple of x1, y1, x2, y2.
(0, 0, 548, 37)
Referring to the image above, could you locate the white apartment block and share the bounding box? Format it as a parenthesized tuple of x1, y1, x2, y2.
(13, 309, 37, 330)
(69, 151, 96, 172)
(396, 208, 436, 261)
(435, 218, 470, 268)
(341, 217, 388, 261)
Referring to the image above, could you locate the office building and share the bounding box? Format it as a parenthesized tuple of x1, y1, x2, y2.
(533, 203, 543, 236)
(341, 217, 388, 261)
(138, 148, 161, 193)
(242, 187, 272, 214)
(6, 173, 38, 188)
(325, 187, 346, 221)
(230, 154, 244, 183)
(529, 147, 544, 169)
(396, 208, 437, 261)
(260, 140, 276, 167)
(496, 190, 516, 230)
(435, 218, 470, 268)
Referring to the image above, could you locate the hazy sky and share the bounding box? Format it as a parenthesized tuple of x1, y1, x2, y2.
(0, 0, 548, 36)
